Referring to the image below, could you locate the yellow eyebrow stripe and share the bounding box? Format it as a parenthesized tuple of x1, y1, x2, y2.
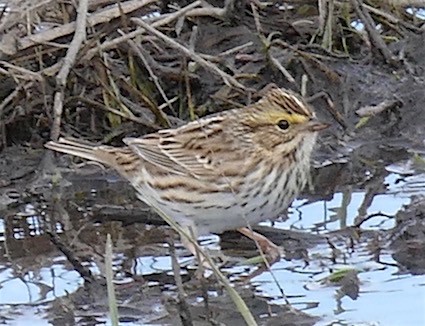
(286, 113, 309, 124)
(266, 112, 309, 124)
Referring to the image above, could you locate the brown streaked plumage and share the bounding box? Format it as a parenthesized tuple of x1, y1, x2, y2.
(45, 88, 328, 264)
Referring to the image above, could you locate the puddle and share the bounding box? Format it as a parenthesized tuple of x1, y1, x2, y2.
(252, 244, 425, 326)
(0, 165, 424, 325)
(269, 173, 414, 233)
(249, 171, 425, 325)
(0, 261, 82, 305)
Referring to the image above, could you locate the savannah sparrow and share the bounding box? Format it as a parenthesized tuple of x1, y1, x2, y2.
(46, 88, 328, 263)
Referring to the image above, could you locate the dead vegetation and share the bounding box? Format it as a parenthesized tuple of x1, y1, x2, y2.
(0, 0, 424, 150)
(1, 2, 425, 324)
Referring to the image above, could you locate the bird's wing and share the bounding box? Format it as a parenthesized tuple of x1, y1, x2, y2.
(124, 116, 227, 178)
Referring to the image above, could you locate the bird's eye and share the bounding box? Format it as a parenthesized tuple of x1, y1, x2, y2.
(277, 119, 290, 130)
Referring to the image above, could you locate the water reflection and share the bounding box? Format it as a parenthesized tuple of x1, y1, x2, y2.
(0, 163, 424, 324)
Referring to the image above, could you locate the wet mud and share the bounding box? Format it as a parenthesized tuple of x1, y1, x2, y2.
(1, 2, 425, 326)
(1, 121, 424, 325)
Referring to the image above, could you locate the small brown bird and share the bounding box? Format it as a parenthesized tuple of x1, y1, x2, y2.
(46, 88, 328, 264)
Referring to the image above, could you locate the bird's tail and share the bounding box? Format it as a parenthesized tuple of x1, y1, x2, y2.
(45, 137, 117, 167)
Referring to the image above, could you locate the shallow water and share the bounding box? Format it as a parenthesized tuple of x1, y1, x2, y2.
(0, 161, 424, 325)
(250, 171, 424, 325)
(274, 175, 411, 232)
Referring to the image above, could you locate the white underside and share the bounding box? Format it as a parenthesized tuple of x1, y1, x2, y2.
(134, 133, 317, 237)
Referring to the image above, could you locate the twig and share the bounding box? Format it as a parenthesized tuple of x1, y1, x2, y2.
(105, 234, 119, 326)
(250, 1, 262, 34)
(0, 0, 53, 33)
(184, 57, 196, 121)
(362, 4, 420, 32)
(355, 175, 386, 221)
(354, 212, 394, 228)
(318, 0, 327, 34)
(67, 96, 161, 129)
(385, 0, 425, 5)
(301, 74, 308, 97)
(186, 0, 233, 18)
(124, 35, 174, 116)
(218, 41, 254, 57)
(0, 81, 29, 147)
(83, 1, 202, 60)
(0, 61, 43, 81)
(0, 0, 157, 57)
(350, 0, 399, 66)
(47, 231, 101, 284)
(0, 82, 33, 116)
(355, 99, 402, 117)
(294, 47, 341, 82)
(188, 26, 198, 51)
(166, 237, 194, 326)
(307, 91, 347, 129)
(269, 54, 297, 85)
(50, 0, 88, 141)
(319, 0, 335, 50)
(131, 18, 247, 91)
(250, 3, 297, 87)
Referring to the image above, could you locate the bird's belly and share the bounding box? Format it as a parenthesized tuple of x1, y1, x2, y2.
(194, 168, 303, 235)
(134, 164, 306, 236)
(143, 192, 288, 236)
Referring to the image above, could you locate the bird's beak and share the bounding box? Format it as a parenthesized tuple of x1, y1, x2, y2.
(306, 118, 330, 132)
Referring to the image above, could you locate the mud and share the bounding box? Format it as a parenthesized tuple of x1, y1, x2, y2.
(1, 2, 425, 326)
(1, 129, 424, 325)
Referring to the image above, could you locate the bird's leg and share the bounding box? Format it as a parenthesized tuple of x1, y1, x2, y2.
(237, 227, 282, 265)
(180, 227, 212, 269)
